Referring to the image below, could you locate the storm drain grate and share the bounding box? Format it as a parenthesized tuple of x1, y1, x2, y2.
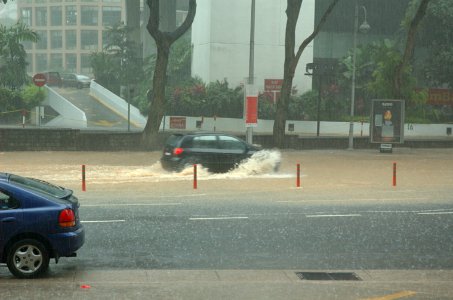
(295, 272, 361, 281)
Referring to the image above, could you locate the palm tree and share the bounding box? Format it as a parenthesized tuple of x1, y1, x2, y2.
(0, 23, 39, 90)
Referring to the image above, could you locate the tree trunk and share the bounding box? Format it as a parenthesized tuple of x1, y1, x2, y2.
(394, 0, 430, 98)
(273, 0, 340, 148)
(142, 0, 196, 147)
(273, 74, 295, 148)
(143, 41, 170, 138)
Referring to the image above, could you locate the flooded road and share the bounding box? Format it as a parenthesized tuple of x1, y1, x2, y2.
(1, 148, 453, 203)
(0, 150, 285, 184)
(1, 149, 453, 278)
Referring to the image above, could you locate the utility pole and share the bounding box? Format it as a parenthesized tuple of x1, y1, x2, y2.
(246, 0, 256, 144)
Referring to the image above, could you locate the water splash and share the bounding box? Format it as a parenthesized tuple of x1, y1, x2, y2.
(13, 150, 287, 184)
(228, 150, 281, 176)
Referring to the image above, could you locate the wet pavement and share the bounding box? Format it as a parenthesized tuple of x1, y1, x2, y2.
(1, 149, 453, 299)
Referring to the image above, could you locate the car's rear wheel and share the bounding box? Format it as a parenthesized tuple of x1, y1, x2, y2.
(7, 239, 50, 279)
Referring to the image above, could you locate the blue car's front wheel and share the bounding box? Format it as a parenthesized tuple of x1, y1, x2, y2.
(7, 239, 50, 279)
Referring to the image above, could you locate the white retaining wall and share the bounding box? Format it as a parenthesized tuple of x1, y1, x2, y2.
(161, 116, 453, 139)
(89, 80, 147, 128)
(43, 86, 87, 128)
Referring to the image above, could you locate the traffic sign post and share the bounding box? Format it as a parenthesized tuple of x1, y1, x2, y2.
(32, 73, 47, 87)
(264, 79, 283, 104)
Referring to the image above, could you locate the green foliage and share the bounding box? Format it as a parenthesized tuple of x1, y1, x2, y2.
(289, 90, 318, 121)
(90, 52, 120, 95)
(21, 84, 46, 108)
(132, 34, 193, 115)
(0, 23, 38, 90)
(166, 79, 244, 118)
(0, 87, 22, 112)
(420, 0, 453, 88)
(0, 85, 45, 123)
(337, 38, 432, 122)
(90, 24, 144, 96)
(258, 95, 276, 120)
(167, 35, 192, 86)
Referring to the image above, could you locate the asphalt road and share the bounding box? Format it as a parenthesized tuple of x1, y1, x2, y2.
(65, 193, 452, 271)
(1, 149, 453, 299)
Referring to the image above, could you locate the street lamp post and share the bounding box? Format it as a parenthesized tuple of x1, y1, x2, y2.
(246, 0, 256, 144)
(348, 1, 370, 149)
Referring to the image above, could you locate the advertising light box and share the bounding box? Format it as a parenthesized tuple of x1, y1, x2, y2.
(370, 99, 405, 144)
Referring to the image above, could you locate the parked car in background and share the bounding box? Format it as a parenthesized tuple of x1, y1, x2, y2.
(0, 173, 84, 278)
(160, 132, 265, 173)
(43, 71, 62, 87)
(61, 73, 91, 89)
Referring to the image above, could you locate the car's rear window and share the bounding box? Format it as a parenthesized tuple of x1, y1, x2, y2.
(166, 135, 184, 147)
(9, 174, 69, 198)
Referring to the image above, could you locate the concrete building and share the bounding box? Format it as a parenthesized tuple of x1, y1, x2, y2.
(191, 0, 315, 94)
(313, 0, 410, 61)
(17, 0, 126, 76)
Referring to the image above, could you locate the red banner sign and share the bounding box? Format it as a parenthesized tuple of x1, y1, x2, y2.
(428, 89, 453, 106)
(169, 117, 186, 129)
(246, 96, 258, 126)
(264, 79, 283, 91)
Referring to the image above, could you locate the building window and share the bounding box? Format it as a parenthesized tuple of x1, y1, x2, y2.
(50, 30, 62, 49)
(80, 54, 92, 74)
(81, 6, 98, 26)
(26, 53, 33, 74)
(36, 30, 48, 49)
(102, 6, 121, 27)
(65, 5, 77, 26)
(65, 54, 77, 72)
(65, 30, 77, 50)
(81, 30, 98, 50)
(36, 54, 48, 72)
(102, 30, 109, 48)
(22, 39, 33, 50)
(20, 8, 32, 26)
(50, 6, 62, 26)
(36, 7, 48, 26)
(49, 53, 63, 70)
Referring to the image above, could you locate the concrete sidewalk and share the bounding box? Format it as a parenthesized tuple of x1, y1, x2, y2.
(1, 269, 453, 299)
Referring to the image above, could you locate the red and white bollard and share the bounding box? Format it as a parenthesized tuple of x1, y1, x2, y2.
(82, 165, 86, 192)
(193, 164, 198, 189)
(392, 162, 397, 187)
(296, 163, 301, 188)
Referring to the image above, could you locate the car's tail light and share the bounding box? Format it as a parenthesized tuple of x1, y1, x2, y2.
(59, 208, 76, 227)
(173, 148, 184, 156)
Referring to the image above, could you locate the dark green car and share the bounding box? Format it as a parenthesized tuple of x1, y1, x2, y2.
(160, 133, 262, 173)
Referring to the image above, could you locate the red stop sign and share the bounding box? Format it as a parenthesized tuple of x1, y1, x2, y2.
(32, 73, 47, 87)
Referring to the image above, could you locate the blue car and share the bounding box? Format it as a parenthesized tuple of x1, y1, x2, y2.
(0, 173, 84, 278)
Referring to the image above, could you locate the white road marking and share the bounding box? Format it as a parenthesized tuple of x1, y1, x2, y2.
(417, 211, 453, 215)
(82, 220, 126, 223)
(305, 214, 362, 218)
(189, 216, 249, 221)
(277, 197, 426, 203)
(157, 194, 207, 198)
(83, 203, 182, 207)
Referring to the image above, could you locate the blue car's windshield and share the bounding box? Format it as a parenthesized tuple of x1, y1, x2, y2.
(9, 174, 71, 199)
